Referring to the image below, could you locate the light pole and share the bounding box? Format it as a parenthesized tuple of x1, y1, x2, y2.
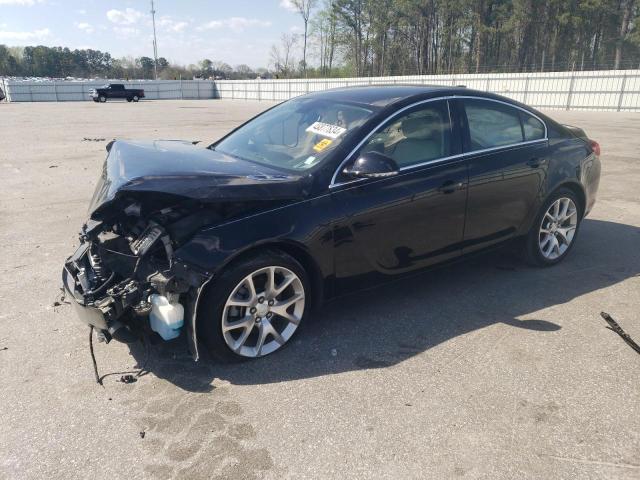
(151, 0, 158, 80)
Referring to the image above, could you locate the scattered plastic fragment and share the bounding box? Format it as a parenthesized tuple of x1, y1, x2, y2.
(600, 312, 640, 355)
(139, 431, 146, 439)
(119, 374, 137, 384)
(52, 287, 69, 308)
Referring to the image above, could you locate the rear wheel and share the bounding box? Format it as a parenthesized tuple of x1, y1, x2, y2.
(524, 188, 582, 266)
(99, 95, 106, 103)
(199, 250, 309, 362)
(132, 95, 139, 102)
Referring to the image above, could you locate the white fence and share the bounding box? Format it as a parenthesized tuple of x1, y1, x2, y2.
(213, 70, 640, 112)
(3, 71, 640, 111)
(2, 79, 215, 102)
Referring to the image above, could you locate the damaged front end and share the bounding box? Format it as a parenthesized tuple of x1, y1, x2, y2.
(62, 139, 308, 359)
(62, 206, 210, 351)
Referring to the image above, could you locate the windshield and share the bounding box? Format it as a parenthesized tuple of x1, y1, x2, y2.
(213, 97, 375, 171)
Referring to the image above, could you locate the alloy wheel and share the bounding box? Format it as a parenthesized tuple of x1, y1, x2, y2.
(539, 197, 578, 260)
(222, 266, 305, 357)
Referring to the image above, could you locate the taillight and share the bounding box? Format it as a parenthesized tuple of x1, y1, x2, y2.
(589, 139, 601, 157)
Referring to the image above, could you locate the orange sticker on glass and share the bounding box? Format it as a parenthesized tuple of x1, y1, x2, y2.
(313, 138, 333, 152)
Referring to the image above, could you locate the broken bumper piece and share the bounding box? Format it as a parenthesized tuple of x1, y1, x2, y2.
(62, 225, 208, 359)
(62, 242, 143, 343)
(62, 208, 212, 359)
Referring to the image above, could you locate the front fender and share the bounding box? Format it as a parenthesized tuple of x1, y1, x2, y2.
(175, 195, 337, 360)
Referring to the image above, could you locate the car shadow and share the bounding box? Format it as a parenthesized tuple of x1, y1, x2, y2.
(126, 218, 639, 391)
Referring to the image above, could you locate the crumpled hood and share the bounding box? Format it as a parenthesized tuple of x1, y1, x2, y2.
(88, 140, 309, 217)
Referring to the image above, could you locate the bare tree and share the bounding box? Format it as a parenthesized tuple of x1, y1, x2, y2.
(289, 0, 317, 77)
(311, 0, 338, 75)
(270, 33, 299, 77)
(615, 0, 636, 69)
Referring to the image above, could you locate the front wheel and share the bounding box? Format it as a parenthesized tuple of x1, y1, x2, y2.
(99, 95, 106, 103)
(199, 250, 309, 362)
(524, 188, 582, 266)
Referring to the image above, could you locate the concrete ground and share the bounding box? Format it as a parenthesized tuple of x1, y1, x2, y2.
(0, 99, 639, 480)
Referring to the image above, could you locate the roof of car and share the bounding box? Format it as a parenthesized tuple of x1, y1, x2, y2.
(301, 84, 484, 108)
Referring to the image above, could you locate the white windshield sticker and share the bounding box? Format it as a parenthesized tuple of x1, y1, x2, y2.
(306, 121, 347, 139)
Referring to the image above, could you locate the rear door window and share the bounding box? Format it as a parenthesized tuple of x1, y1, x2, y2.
(464, 99, 524, 151)
(521, 113, 546, 141)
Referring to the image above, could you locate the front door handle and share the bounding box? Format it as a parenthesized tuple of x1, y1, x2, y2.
(438, 180, 464, 194)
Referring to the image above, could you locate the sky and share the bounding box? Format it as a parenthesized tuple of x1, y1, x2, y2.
(0, 0, 304, 68)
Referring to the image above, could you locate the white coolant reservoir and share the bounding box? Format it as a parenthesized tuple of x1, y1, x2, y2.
(149, 294, 184, 340)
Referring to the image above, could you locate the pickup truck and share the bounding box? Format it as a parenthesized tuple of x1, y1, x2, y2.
(90, 84, 145, 103)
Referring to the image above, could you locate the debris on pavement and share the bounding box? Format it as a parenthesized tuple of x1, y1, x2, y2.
(600, 312, 640, 355)
(82, 137, 106, 142)
(139, 431, 146, 439)
(52, 287, 70, 308)
(119, 375, 137, 384)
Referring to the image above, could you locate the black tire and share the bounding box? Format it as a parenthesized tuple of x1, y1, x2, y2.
(99, 95, 106, 103)
(132, 95, 139, 102)
(199, 250, 310, 362)
(127, 98, 132, 102)
(524, 187, 582, 267)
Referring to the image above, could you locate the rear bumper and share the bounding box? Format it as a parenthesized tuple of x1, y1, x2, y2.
(582, 153, 601, 217)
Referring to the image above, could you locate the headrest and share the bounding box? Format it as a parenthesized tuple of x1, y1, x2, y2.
(401, 116, 440, 140)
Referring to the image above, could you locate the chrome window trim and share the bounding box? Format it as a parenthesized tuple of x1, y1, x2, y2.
(329, 95, 549, 189)
(459, 95, 549, 140)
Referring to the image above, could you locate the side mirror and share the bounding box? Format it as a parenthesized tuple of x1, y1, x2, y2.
(343, 151, 399, 179)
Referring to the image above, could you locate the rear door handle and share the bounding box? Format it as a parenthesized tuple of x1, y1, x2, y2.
(438, 180, 464, 194)
(526, 157, 546, 168)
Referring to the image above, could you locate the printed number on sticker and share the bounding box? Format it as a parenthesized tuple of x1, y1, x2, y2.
(313, 139, 333, 152)
(306, 121, 347, 139)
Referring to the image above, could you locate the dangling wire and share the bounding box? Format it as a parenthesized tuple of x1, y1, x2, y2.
(89, 326, 103, 386)
(88, 325, 151, 386)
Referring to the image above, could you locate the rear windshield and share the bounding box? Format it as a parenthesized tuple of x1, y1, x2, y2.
(213, 97, 375, 171)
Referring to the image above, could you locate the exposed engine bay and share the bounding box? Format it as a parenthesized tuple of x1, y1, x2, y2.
(63, 200, 221, 348)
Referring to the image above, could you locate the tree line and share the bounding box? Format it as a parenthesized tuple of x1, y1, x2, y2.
(1, 0, 639, 80)
(273, 0, 640, 77)
(0, 45, 264, 80)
